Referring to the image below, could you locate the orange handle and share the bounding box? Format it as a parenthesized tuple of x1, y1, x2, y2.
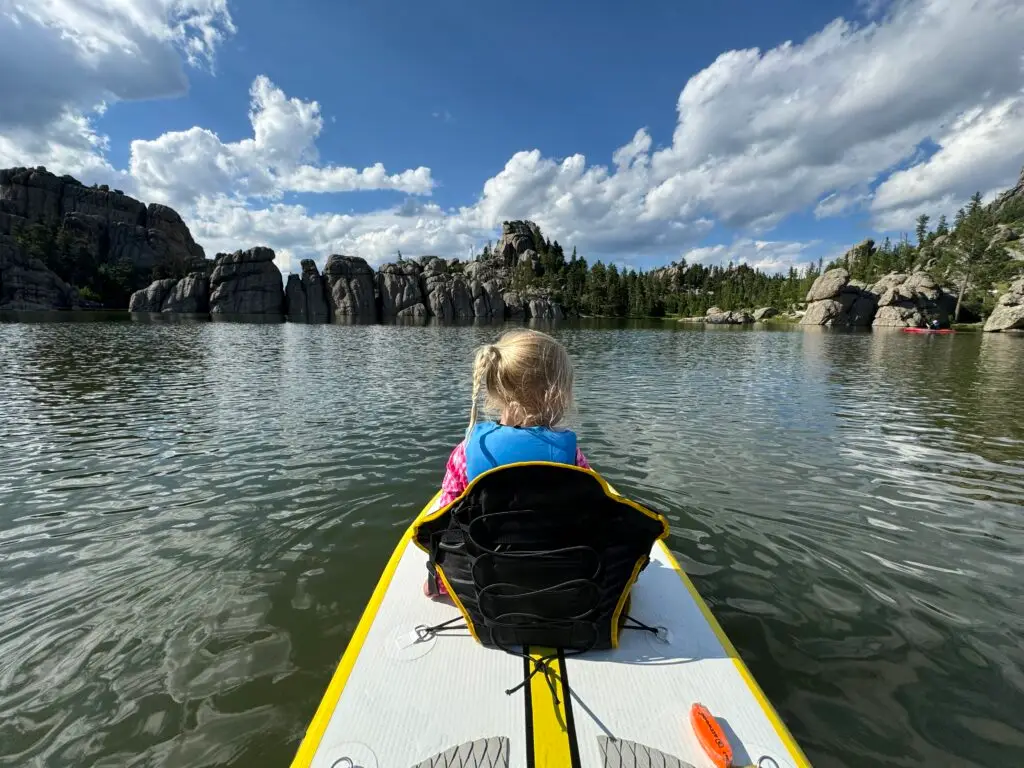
(690, 703, 733, 768)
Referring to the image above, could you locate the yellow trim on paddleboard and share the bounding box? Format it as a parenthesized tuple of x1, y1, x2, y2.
(528, 648, 575, 767)
(656, 539, 813, 768)
(288, 490, 442, 768)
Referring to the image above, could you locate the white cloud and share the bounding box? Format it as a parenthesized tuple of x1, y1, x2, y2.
(3, 0, 1024, 276)
(646, 0, 1024, 230)
(0, 0, 234, 130)
(684, 238, 819, 274)
(129, 76, 435, 209)
(870, 96, 1024, 229)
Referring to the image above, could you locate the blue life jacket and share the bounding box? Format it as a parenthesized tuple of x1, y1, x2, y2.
(465, 422, 578, 481)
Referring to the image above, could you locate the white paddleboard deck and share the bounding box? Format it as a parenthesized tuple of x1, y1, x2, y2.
(292, 493, 811, 768)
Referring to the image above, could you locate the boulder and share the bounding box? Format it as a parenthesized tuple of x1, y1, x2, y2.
(471, 279, 505, 318)
(984, 277, 1024, 332)
(800, 299, 848, 326)
(706, 307, 753, 324)
(503, 291, 526, 318)
(378, 260, 427, 317)
(494, 220, 538, 266)
(874, 304, 925, 327)
(868, 271, 948, 327)
(128, 278, 178, 312)
(753, 307, 779, 321)
(806, 268, 850, 302)
(0, 235, 77, 310)
(527, 297, 564, 320)
(209, 247, 284, 315)
(902, 271, 941, 301)
(868, 273, 909, 297)
(419, 258, 473, 320)
(323, 254, 376, 318)
(161, 272, 209, 313)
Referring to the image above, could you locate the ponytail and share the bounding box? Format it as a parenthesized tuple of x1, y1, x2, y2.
(467, 343, 501, 440)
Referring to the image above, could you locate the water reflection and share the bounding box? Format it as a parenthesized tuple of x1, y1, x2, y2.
(0, 321, 1022, 767)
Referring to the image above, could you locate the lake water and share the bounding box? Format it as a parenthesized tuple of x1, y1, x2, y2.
(1, 316, 1022, 767)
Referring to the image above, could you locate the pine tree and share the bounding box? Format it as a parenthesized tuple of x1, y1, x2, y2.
(915, 214, 930, 247)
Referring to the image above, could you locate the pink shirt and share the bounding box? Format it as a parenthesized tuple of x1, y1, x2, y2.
(438, 439, 591, 508)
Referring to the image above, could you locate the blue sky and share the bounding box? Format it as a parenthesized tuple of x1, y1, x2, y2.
(2, 0, 1023, 274)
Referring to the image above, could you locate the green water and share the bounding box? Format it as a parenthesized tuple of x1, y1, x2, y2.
(1, 317, 1022, 767)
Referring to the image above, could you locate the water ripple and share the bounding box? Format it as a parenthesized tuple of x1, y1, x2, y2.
(1, 320, 1022, 766)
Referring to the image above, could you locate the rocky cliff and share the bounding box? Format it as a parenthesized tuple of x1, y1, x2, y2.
(0, 166, 207, 310)
(984, 277, 1024, 332)
(126, 219, 569, 323)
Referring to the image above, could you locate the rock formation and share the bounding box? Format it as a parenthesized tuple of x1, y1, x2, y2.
(209, 247, 284, 315)
(799, 267, 955, 328)
(753, 307, 778, 321)
(323, 255, 376, 318)
(0, 237, 77, 310)
(800, 268, 878, 327)
(377, 260, 427, 318)
(285, 259, 330, 322)
(869, 271, 950, 327)
(705, 307, 753, 324)
(128, 278, 178, 312)
(162, 273, 210, 314)
(983, 277, 1024, 332)
(0, 167, 207, 309)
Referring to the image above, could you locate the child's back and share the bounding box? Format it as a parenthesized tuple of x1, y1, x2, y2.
(426, 328, 589, 597)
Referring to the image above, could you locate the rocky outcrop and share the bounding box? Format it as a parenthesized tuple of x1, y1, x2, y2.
(869, 271, 949, 328)
(323, 255, 375, 318)
(0, 166, 206, 309)
(128, 278, 178, 312)
(806, 268, 853, 303)
(983, 277, 1024, 332)
(494, 220, 540, 267)
(800, 268, 879, 327)
(705, 307, 753, 324)
(753, 306, 779, 321)
(0, 236, 77, 310)
(419, 257, 473, 320)
(992, 166, 1024, 217)
(285, 259, 329, 322)
(209, 247, 284, 315)
(162, 272, 209, 313)
(378, 260, 427, 318)
(527, 297, 564, 320)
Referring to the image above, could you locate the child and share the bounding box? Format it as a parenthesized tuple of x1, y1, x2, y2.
(424, 328, 590, 597)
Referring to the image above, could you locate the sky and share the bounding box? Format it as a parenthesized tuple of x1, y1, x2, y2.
(1, 0, 1023, 277)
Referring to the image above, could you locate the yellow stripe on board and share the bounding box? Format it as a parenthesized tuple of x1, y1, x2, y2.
(656, 540, 813, 768)
(528, 648, 575, 768)
(289, 491, 442, 768)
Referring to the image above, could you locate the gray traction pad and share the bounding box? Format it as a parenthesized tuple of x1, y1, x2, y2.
(598, 736, 696, 768)
(410, 737, 509, 768)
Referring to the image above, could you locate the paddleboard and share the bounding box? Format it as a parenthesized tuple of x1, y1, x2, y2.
(291, 489, 812, 768)
(902, 327, 955, 334)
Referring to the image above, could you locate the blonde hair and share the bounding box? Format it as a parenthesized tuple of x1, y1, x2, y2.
(466, 329, 574, 438)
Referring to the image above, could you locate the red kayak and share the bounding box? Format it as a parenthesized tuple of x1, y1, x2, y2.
(902, 327, 955, 334)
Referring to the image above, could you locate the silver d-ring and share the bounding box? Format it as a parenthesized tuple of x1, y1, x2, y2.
(331, 759, 355, 768)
